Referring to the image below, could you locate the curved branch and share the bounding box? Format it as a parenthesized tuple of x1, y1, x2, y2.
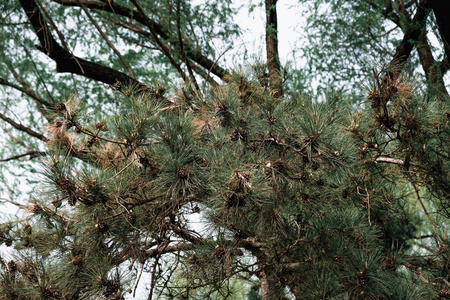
(389, 0, 431, 75)
(19, 0, 145, 89)
(0, 112, 48, 142)
(52, 0, 230, 80)
(0, 151, 46, 162)
(75, 0, 136, 78)
(416, 33, 449, 98)
(0, 77, 51, 108)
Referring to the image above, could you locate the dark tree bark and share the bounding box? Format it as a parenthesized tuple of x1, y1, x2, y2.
(417, 33, 449, 99)
(52, 0, 230, 81)
(19, 0, 145, 90)
(265, 0, 282, 98)
(431, 1, 450, 61)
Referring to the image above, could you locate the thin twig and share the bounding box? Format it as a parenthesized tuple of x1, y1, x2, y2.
(409, 177, 444, 248)
(75, 0, 135, 78)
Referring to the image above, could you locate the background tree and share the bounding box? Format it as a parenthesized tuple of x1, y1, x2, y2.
(0, 0, 449, 299)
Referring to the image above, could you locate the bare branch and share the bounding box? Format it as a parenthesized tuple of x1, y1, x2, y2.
(0, 112, 48, 142)
(409, 178, 444, 248)
(75, 0, 136, 79)
(52, 0, 230, 80)
(0, 77, 51, 108)
(129, 0, 189, 84)
(19, 0, 147, 90)
(0, 151, 45, 162)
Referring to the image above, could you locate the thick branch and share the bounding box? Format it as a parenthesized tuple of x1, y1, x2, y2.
(430, 1, 450, 66)
(265, 0, 282, 97)
(19, 0, 144, 88)
(416, 33, 449, 98)
(389, 0, 430, 75)
(75, 0, 135, 78)
(52, 0, 230, 80)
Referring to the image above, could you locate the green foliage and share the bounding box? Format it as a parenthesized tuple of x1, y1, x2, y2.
(0, 63, 448, 298)
(1, 0, 450, 299)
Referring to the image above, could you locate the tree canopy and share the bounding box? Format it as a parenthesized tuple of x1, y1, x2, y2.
(0, 0, 449, 299)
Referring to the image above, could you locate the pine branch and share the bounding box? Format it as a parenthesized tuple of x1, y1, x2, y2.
(0, 151, 45, 162)
(0, 112, 48, 141)
(19, 0, 147, 90)
(52, 0, 230, 80)
(409, 178, 444, 249)
(389, 0, 431, 77)
(75, 0, 136, 79)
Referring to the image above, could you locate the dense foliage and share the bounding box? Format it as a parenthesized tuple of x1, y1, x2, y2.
(0, 0, 449, 299)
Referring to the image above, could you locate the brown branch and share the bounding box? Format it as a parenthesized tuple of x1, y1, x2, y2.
(0, 112, 48, 142)
(416, 32, 449, 98)
(430, 1, 450, 65)
(106, 17, 219, 86)
(176, 0, 200, 94)
(0, 77, 51, 108)
(19, 0, 146, 90)
(265, 0, 282, 98)
(75, 0, 135, 78)
(409, 178, 444, 248)
(170, 223, 205, 245)
(129, 0, 189, 84)
(52, 0, 230, 80)
(388, 0, 431, 76)
(0, 151, 45, 162)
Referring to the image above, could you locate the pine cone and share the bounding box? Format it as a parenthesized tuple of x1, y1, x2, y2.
(127, 214, 136, 225)
(27, 203, 43, 213)
(23, 224, 32, 234)
(214, 247, 226, 260)
(215, 104, 228, 113)
(439, 289, 450, 298)
(96, 221, 109, 233)
(5, 238, 13, 247)
(384, 258, 395, 269)
(278, 276, 288, 285)
(104, 280, 120, 297)
(70, 255, 83, 266)
(42, 289, 61, 299)
(176, 168, 189, 179)
(230, 130, 239, 141)
(55, 102, 66, 112)
(267, 115, 277, 125)
(58, 177, 72, 190)
(7, 260, 17, 272)
(406, 117, 417, 130)
(358, 274, 369, 285)
(273, 161, 284, 172)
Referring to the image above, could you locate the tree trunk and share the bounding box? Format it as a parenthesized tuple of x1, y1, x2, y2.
(416, 33, 449, 99)
(265, 0, 282, 98)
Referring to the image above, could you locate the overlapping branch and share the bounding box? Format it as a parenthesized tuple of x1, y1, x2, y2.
(52, 0, 230, 81)
(19, 0, 144, 89)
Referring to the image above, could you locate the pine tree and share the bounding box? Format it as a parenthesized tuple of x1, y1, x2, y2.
(0, 1, 450, 299)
